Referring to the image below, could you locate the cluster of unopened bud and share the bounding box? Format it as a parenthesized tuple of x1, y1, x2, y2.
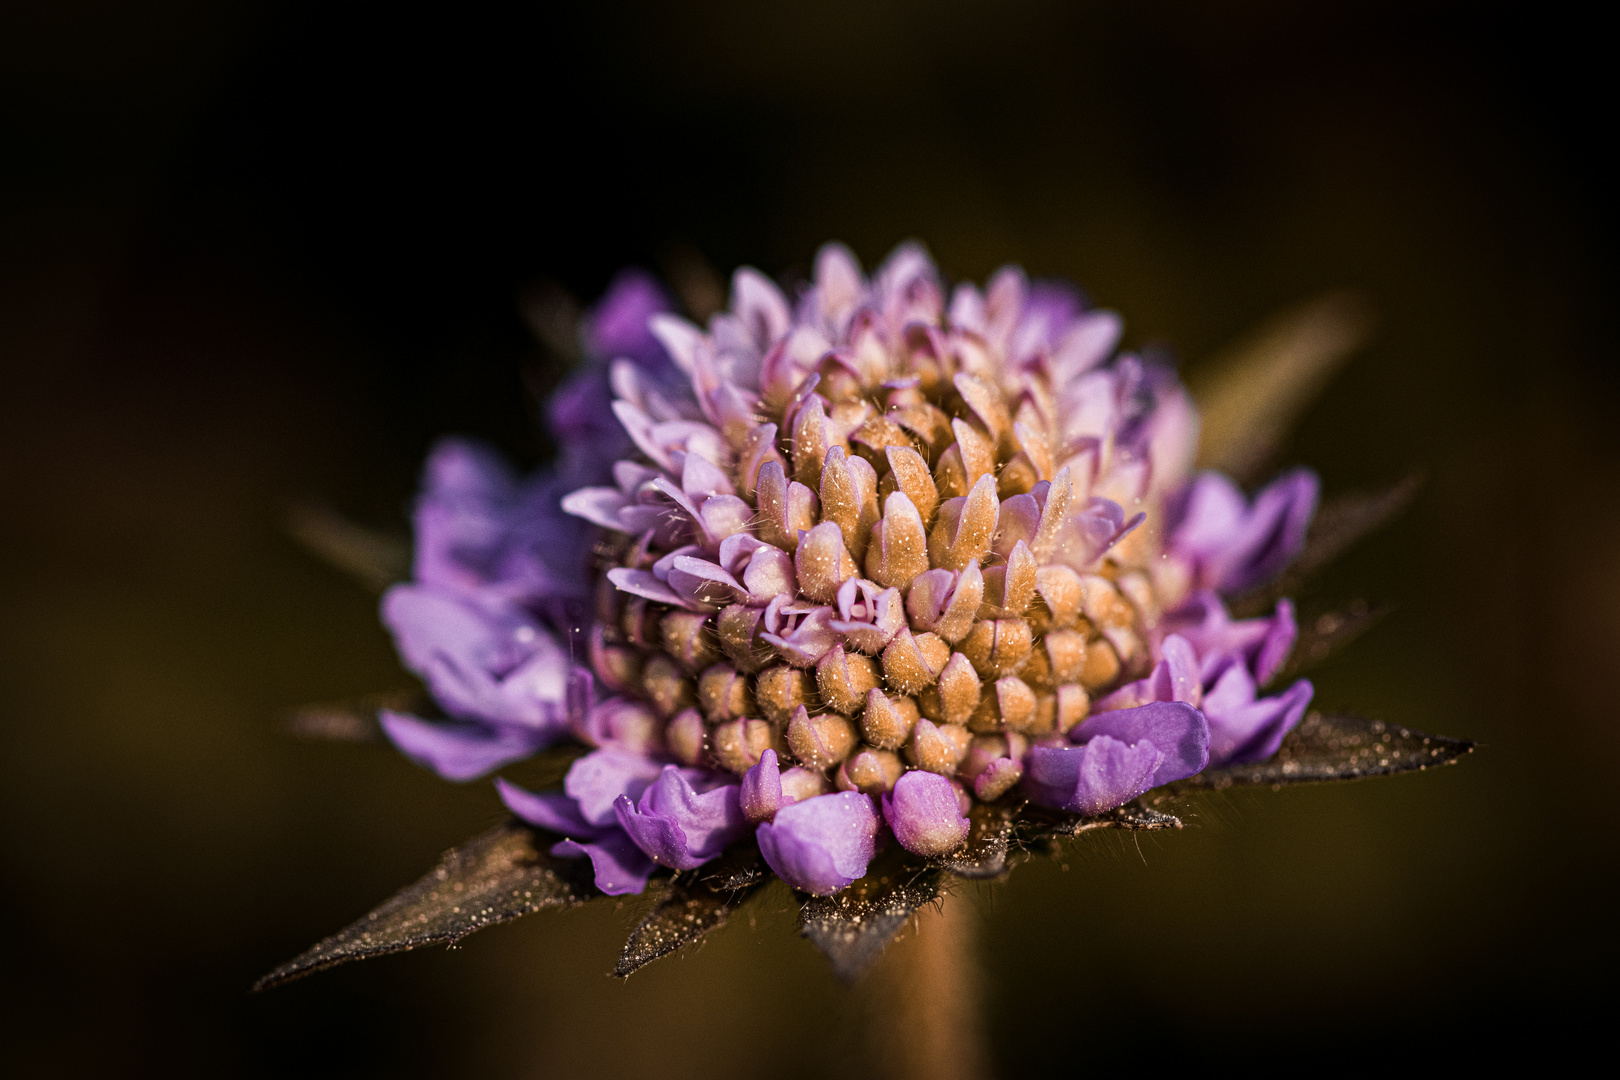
(589, 358, 1160, 809)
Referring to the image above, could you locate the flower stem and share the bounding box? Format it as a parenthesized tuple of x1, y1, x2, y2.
(861, 890, 989, 1080)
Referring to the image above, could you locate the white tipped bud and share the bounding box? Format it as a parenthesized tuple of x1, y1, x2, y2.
(716, 603, 770, 673)
(785, 705, 858, 769)
(1054, 683, 1089, 733)
(972, 757, 1023, 802)
(967, 675, 1038, 734)
(865, 490, 931, 588)
(960, 618, 1034, 678)
(792, 395, 846, 490)
(888, 401, 954, 460)
(815, 645, 879, 715)
(1013, 418, 1055, 482)
(932, 561, 984, 644)
(1032, 564, 1084, 631)
(1030, 466, 1073, 563)
(953, 372, 1015, 454)
(661, 610, 720, 672)
(879, 445, 939, 525)
(795, 521, 858, 603)
(997, 452, 1039, 497)
(697, 663, 753, 721)
(589, 625, 641, 694)
(736, 422, 786, 499)
(837, 747, 905, 795)
(906, 718, 972, 775)
(928, 473, 1000, 572)
(1102, 624, 1145, 672)
(980, 541, 1037, 617)
(934, 443, 968, 500)
(819, 445, 880, 562)
(754, 664, 813, 725)
(1079, 574, 1136, 628)
(665, 708, 708, 766)
(1043, 629, 1088, 684)
(641, 654, 695, 717)
(918, 651, 982, 727)
(881, 627, 951, 695)
(860, 689, 921, 750)
(780, 765, 831, 803)
(1079, 635, 1121, 690)
(849, 415, 916, 470)
(950, 418, 996, 488)
(711, 717, 782, 774)
(756, 460, 819, 551)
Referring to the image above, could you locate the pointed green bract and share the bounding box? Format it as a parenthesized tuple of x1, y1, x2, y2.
(615, 848, 770, 977)
(254, 821, 595, 991)
(1173, 712, 1473, 791)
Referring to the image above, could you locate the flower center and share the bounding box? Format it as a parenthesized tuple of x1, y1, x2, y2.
(589, 322, 1168, 809)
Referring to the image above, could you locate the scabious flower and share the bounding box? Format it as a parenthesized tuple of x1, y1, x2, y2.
(377, 242, 1319, 893)
(262, 242, 1475, 992)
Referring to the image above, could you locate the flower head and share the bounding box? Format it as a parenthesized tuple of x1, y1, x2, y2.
(262, 242, 1473, 992)
(383, 242, 1326, 872)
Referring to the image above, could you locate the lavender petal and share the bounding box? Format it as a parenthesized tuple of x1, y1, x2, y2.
(756, 792, 880, 896)
(1070, 700, 1211, 786)
(378, 711, 548, 782)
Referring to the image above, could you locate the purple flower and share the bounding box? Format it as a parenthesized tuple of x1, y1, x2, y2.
(381, 585, 568, 730)
(583, 269, 675, 369)
(1167, 468, 1320, 594)
(410, 439, 597, 610)
(497, 763, 658, 897)
(971, 756, 1024, 802)
(496, 747, 677, 895)
(262, 238, 1470, 1000)
(378, 712, 551, 782)
(1202, 666, 1316, 766)
(371, 243, 1353, 898)
(564, 746, 667, 826)
(1024, 701, 1210, 814)
(1157, 590, 1297, 686)
(613, 765, 746, 870)
(1026, 735, 1165, 816)
(830, 577, 905, 653)
(758, 596, 840, 667)
(377, 585, 571, 780)
(756, 792, 880, 896)
(740, 748, 785, 823)
(882, 771, 971, 856)
(1095, 633, 1203, 712)
(410, 438, 521, 596)
(1070, 700, 1211, 784)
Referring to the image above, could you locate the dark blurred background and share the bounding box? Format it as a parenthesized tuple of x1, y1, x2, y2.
(2, 1, 1614, 1074)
